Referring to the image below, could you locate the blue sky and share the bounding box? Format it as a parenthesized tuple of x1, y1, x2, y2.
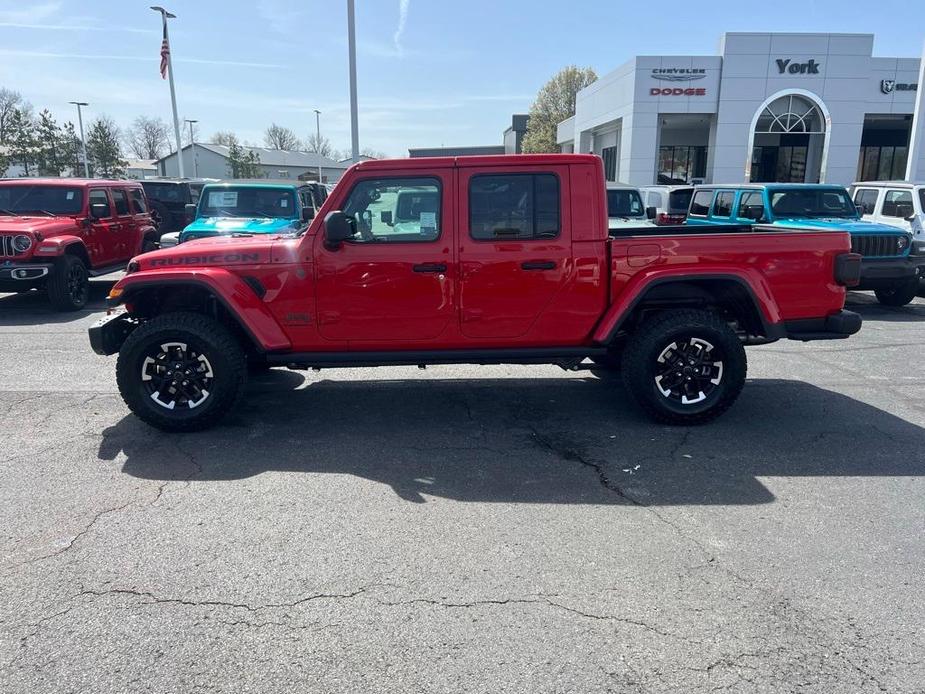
(0, 0, 923, 157)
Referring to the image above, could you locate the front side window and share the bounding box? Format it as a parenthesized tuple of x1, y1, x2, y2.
(112, 189, 130, 216)
(0, 185, 84, 215)
(129, 188, 147, 213)
(199, 187, 297, 219)
(712, 191, 734, 217)
(853, 188, 878, 215)
(469, 174, 559, 240)
(769, 189, 855, 218)
(89, 189, 111, 218)
(342, 177, 441, 243)
(737, 191, 764, 219)
(883, 190, 914, 218)
(689, 190, 713, 216)
(606, 189, 644, 218)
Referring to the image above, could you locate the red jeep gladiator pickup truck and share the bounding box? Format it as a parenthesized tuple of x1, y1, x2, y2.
(89, 154, 861, 431)
(0, 179, 158, 310)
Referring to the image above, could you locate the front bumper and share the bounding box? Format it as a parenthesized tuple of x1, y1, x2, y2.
(856, 257, 919, 288)
(88, 311, 138, 355)
(783, 310, 863, 342)
(0, 261, 53, 290)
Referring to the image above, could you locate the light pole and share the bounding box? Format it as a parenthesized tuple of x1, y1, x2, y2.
(185, 118, 198, 177)
(69, 101, 90, 177)
(314, 109, 322, 182)
(347, 0, 359, 163)
(151, 6, 185, 178)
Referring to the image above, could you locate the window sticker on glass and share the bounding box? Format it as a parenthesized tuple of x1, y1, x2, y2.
(208, 191, 238, 207)
(66, 191, 75, 200)
(419, 211, 436, 230)
(279, 198, 288, 208)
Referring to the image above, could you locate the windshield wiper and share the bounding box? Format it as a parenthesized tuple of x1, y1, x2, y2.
(0, 208, 18, 216)
(22, 209, 56, 217)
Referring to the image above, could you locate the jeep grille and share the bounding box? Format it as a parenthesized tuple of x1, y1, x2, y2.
(0, 235, 16, 258)
(850, 234, 906, 258)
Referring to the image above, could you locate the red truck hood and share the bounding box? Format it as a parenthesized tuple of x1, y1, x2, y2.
(135, 234, 300, 270)
(0, 216, 80, 235)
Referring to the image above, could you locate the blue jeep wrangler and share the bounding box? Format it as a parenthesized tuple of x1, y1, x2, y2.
(686, 184, 921, 306)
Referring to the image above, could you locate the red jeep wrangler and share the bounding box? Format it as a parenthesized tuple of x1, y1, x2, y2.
(0, 179, 158, 310)
(90, 154, 862, 431)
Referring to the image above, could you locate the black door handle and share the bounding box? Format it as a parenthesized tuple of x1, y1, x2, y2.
(413, 263, 447, 273)
(521, 260, 556, 270)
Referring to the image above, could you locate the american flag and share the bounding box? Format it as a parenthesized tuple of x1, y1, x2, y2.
(159, 22, 169, 79)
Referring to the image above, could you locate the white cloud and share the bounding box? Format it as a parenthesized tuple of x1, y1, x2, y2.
(0, 49, 285, 70)
(256, 0, 308, 35)
(0, 1, 60, 24)
(0, 21, 153, 34)
(393, 0, 410, 56)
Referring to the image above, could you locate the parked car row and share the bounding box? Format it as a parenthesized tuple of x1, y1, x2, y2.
(607, 179, 924, 307)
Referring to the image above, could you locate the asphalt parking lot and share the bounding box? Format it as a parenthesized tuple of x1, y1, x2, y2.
(1, 279, 923, 693)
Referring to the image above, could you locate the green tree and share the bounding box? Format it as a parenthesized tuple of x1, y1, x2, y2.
(59, 121, 83, 176)
(521, 66, 597, 154)
(34, 109, 69, 176)
(86, 116, 127, 177)
(6, 107, 39, 176)
(227, 141, 261, 178)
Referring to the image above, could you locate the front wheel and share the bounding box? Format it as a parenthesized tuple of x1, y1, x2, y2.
(622, 309, 746, 425)
(47, 254, 89, 311)
(874, 279, 918, 307)
(116, 312, 247, 432)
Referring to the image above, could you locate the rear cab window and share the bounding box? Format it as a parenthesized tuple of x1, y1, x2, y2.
(469, 174, 559, 240)
(688, 190, 714, 217)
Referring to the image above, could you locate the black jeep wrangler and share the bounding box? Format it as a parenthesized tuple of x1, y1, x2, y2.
(140, 179, 209, 237)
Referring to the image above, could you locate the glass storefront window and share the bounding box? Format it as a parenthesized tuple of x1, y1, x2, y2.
(857, 146, 909, 181)
(657, 146, 706, 184)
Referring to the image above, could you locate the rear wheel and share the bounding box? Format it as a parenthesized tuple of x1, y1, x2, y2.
(116, 312, 246, 432)
(622, 309, 746, 425)
(47, 254, 89, 311)
(874, 279, 918, 307)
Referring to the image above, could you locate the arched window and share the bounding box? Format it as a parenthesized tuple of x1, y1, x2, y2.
(754, 94, 825, 134)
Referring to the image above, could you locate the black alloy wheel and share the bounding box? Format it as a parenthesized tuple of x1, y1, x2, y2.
(653, 337, 724, 406)
(140, 341, 215, 411)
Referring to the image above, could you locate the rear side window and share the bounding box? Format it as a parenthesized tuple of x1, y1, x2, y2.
(737, 191, 764, 218)
(646, 191, 664, 208)
(668, 188, 693, 212)
(712, 191, 734, 217)
(89, 189, 111, 218)
(689, 190, 713, 216)
(469, 174, 559, 240)
(112, 189, 130, 216)
(883, 190, 913, 218)
(853, 188, 879, 215)
(129, 188, 147, 213)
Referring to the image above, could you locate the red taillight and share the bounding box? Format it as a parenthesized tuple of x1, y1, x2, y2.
(656, 213, 686, 226)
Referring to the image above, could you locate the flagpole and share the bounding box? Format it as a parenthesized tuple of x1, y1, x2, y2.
(152, 6, 185, 178)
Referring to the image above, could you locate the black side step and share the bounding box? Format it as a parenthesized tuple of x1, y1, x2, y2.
(266, 347, 608, 369)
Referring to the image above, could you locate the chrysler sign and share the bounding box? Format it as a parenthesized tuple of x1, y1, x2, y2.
(651, 68, 706, 82)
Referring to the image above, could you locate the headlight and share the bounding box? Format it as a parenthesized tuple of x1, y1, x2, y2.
(126, 260, 140, 274)
(897, 235, 910, 251)
(12, 234, 32, 253)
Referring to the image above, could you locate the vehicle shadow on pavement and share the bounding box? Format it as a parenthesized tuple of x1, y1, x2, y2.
(98, 373, 925, 506)
(846, 292, 925, 323)
(0, 280, 114, 325)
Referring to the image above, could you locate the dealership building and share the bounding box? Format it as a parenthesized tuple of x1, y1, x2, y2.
(557, 32, 925, 186)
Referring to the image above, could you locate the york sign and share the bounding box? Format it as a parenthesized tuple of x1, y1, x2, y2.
(775, 58, 821, 75)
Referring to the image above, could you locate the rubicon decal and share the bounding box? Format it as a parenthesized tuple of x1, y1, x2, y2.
(651, 87, 707, 96)
(149, 253, 261, 266)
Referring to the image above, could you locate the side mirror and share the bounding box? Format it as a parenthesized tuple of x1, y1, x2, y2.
(380, 210, 393, 225)
(323, 211, 355, 250)
(90, 203, 109, 219)
(855, 204, 865, 216)
(645, 206, 657, 220)
(185, 203, 197, 218)
(301, 206, 315, 222)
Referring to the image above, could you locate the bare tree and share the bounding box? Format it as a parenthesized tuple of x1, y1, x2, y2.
(361, 147, 386, 160)
(304, 132, 333, 158)
(0, 88, 29, 144)
(210, 131, 238, 146)
(126, 115, 170, 159)
(263, 123, 301, 150)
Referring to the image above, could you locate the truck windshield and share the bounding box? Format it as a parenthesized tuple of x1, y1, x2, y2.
(770, 189, 855, 218)
(198, 187, 296, 218)
(607, 189, 644, 217)
(0, 185, 84, 215)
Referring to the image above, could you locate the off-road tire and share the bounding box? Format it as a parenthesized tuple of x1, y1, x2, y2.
(874, 279, 918, 307)
(47, 254, 89, 311)
(116, 312, 247, 432)
(622, 309, 746, 425)
(149, 201, 173, 236)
